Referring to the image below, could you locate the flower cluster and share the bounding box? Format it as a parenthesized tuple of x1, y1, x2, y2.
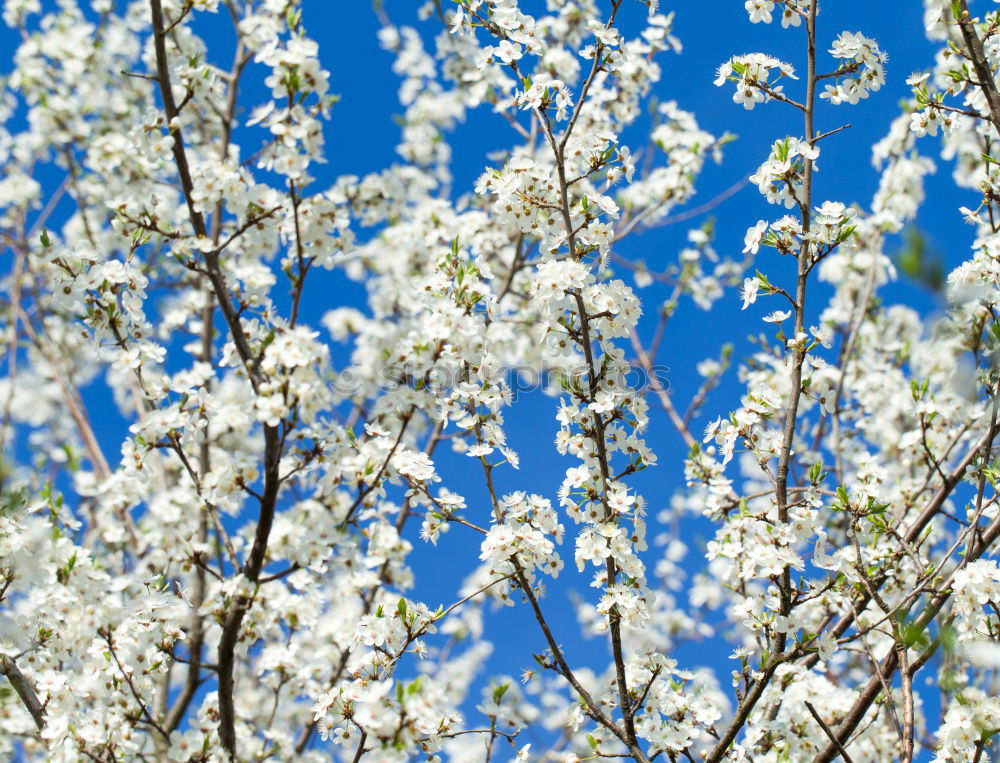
(715, 53, 798, 110)
(933, 688, 1000, 763)
(744, 0, 806, 28)
(749, 137, 819, 209)
(951, 560, 1000, 643)
(480, 492, 565, 602)
(821, 31, 887, 105)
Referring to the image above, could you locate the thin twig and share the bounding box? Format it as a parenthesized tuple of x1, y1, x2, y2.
(804, 701, 855, 763)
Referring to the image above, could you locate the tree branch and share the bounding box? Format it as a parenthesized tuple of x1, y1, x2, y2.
(0, 654, 45, 732)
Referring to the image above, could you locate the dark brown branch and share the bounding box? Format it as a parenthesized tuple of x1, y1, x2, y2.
(804, 701, 855, 763)
(148, 0, 257, 386)
(706, 3, 819, 756)
(0, 654, 46, 731)
(147, 2, 286, 757)
(956, 2, 1000, 133)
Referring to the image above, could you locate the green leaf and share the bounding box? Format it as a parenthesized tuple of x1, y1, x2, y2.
(835, 485, 850, 510)
(900, 619, 930, 648)
(894, 227, 944, 294)
(809, 460, 824, 485)
(492, 682, 509, 704)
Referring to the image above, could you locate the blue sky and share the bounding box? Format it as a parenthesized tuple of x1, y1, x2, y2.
(0, 1, 982, 758)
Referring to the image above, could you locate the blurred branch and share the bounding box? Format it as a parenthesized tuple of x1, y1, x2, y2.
(0, 654, 46, 731)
